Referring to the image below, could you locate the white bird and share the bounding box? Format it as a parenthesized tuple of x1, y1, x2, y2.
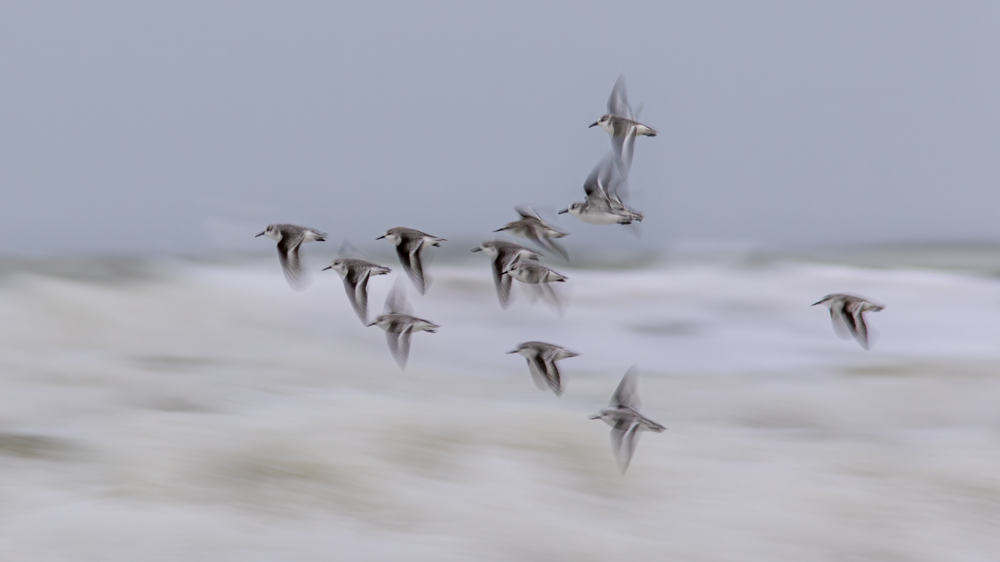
(589, 76, 657, 175)
(812, 294, 885, 350)
(472, 240, 543, 308)
(504, 261, 568, 313)
(322, 258, 392, 324)
(376, 227, 446, 295)
(559, 152, 643, 225)
(256, 223, 327, 290)
(494, 206, 569, 260)
(366, 280, 439, 370)
(506, 341, 579, 396)
(590, 367, 665, 474)
(504, 261, 567, 285)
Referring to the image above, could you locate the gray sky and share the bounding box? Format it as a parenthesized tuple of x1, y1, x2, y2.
(2, 1, 999, 257)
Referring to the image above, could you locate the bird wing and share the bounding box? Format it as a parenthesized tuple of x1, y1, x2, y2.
(583, 154, 615, 209)
(525, 353, 551, 392)
(343, 268, 371, 324)
(277, 233, 308, 290)
(492, 250, 515, 309)
(386, 326, 412, 370)
(611, 419, 641, 474)
(610, 366, 640, 409)
(540, 349, 564, 396)
(829, 300, 852, 340)
(607, 76, 634, 120)
(851, 309, 871, 350)
(383, 279, 411, 315)
(611, 126, 636, 176)
(514, 205, 539, 220)
(395, 238, 426, 295)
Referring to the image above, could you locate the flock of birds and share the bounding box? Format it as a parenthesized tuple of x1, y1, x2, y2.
(254, 77, 885, 474)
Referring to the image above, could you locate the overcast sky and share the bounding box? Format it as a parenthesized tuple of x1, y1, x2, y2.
(2, 1, 999, 258)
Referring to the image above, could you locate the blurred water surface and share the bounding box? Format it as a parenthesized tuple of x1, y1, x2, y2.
(0, 253, 998, 561)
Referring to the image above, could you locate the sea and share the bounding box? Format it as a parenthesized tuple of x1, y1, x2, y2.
(0, 245, 997, 561)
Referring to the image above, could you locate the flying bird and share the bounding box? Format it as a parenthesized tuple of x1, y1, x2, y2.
(322, 258, 392, 324)
(472, 240, 543, 308)
(366, 280, 439, 370)
(255, 223, 327, 290)
(506, 341, 579, 396)
(504, 261, 568, 313)
(559, 152, 643, 225)
(494, 206, 569, 260)
(589, 76, 657, 174)
(812, 294, 885, 350)
(376, 227, 446, 295)
(589, 367, 665, 474)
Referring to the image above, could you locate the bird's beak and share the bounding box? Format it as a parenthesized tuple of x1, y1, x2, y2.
(558, 208, 569, 214)
(365, 321, 376, 327)
(505, 349, 518, 354)
(588, 122, 598, 128)
(471, 247, 482, 252)
(492, 228, 503, 233)
(811, 300, 824, 306)
(588, 414, 601, 420)
(375, 235, 385, 240)
(322, 266, 332, 271)
(255, 231, 265, 237)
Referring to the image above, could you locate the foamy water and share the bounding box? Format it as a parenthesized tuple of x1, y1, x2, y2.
(0, 257, 997, 561)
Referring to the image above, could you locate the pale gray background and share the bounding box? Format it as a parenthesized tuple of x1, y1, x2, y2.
(2, 1, 998, 257)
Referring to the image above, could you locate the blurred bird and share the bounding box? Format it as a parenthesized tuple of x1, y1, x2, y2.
(590, 367, 665, 474)
(494, 206, 569, 260)
(559, 152, 643, 225)
(504, 261, 568, 313)
(812, 294, 885, 350)
(255, 223, 327, 290)
(589, 76, 657, 174)
(322, 258, 392, 324)
(506, 341, 579, 396)
(504, 262, 567, 285)
(376, 227, 446, 295)
(367, 280, 439, 370)
(472, 240, 543, 308)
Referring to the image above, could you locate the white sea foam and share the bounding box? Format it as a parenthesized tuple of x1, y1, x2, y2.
(0, 257, 997, 560)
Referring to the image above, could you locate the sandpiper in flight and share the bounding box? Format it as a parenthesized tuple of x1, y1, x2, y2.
(322, 258, 392, 324)
(559, 152, 643, 225)
(506, 341, 579, 396)
(494, 206, 569, 260)
(376, 227, 447, 295)
(504, 261, 568, 312)
(472, 240, 543, 308)
(589, 76, 657, 174)
(812, 294, 885, 350)
(367, 280, 439, 370)
(590, 366, 665, 474)
(256, 223, 328, 290)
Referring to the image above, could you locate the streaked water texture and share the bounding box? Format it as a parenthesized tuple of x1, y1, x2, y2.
(0, 257, 997, 560)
